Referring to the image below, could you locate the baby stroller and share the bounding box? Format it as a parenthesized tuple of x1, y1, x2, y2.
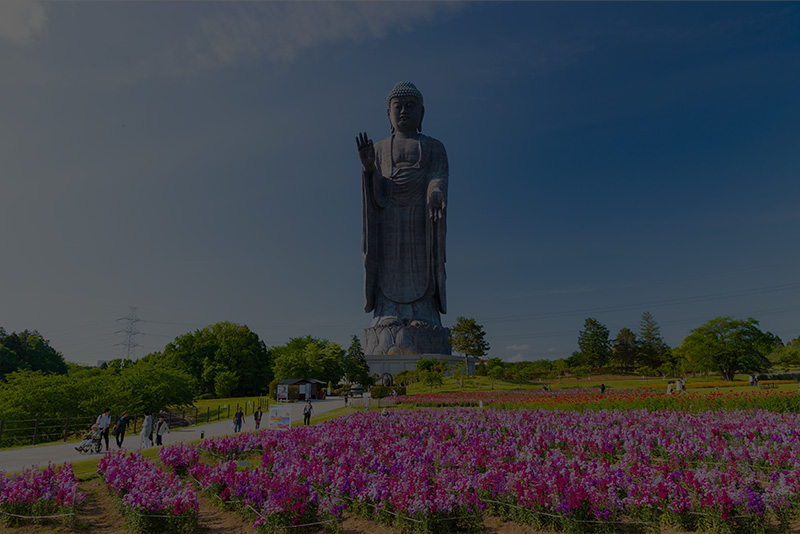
(75, 429, 103, 454)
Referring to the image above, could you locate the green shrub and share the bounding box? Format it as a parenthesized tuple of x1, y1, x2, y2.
(369, 386, 407, 399)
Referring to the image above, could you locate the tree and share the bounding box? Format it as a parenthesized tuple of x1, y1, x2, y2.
(271, 336, 345, 385)
(485, 357, 505, 389)
(449, 316, 490, 376)
(637, 312, 671, 372)
(416, 357, 446, 391)
(0, 329, 68, 380)
(611, 328, 637, 372)
(420, 369, 444, 391)
(214, 371, 240, 398)
(115, 361, 195, 414)
(576, 318, 611, 368)
(674, 317, 776, 381)
(151, 322, 271, 397)
(343, 336, 372, 386)
(770, 337, 800, 372)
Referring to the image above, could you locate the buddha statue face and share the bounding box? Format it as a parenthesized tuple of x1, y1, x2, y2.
(388, 96, 424, 134)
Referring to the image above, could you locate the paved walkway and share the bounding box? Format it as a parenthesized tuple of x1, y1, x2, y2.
(0, 398, 346, 473)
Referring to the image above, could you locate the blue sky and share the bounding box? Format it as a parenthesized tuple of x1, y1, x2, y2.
(1, 2, 799, 365)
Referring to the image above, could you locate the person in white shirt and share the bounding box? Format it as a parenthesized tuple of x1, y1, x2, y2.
(95, 408, 112, 451)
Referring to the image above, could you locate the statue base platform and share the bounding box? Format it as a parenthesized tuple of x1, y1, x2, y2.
(364, 324, 469, 377)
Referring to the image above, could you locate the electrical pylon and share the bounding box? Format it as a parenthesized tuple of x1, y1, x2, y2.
(115, 306, 145, 360)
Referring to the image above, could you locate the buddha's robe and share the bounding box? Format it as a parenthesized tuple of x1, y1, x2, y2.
(361, 134, 448, 325)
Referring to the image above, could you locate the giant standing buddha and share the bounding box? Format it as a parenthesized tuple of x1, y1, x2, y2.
(356, 81, 453, 375)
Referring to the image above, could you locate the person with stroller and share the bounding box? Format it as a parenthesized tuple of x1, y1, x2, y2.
(95, 407, 112, 452)
(75, 424, 103, 453)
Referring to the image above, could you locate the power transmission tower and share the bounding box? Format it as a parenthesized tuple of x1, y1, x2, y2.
(115, 306, 145, 360)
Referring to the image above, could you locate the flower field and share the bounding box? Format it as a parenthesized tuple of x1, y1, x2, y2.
(398, 388, 800, 413)
(0, 463, 85, 527)
(152, 407, 800, 534)
(97, 450, 199, 534)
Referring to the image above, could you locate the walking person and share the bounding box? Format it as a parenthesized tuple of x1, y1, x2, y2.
(233, 407, 245, 433)
(113, 411, 130, 449)
(140, 411, 154, 449)
(303, 400, 313, 425)
(155, 415, 170, 446)
(254, 406, 263, 430)
(95, 407, 112, 452)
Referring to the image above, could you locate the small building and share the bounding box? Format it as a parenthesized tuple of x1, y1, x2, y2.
(276, 378, 327, 401)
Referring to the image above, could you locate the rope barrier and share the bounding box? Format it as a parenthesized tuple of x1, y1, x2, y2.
(0, 509, 76, 519)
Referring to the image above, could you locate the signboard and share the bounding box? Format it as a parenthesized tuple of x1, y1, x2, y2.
(268, 404, 291, 429)
(277, 384, 288, 401)
(298, 384, 306, 397)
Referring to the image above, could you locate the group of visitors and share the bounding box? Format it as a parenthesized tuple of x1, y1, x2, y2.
(138, 411, 170, 448)
(749, 375, 760, 387)
(232, 405, 264, 432)
(666, 378, 687, 394)
(91, 408, 170, 452)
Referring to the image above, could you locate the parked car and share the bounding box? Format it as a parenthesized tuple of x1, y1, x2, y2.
(349, 385, 365, 397)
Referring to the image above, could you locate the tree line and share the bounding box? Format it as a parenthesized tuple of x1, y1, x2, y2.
(0, 322, 372, 426)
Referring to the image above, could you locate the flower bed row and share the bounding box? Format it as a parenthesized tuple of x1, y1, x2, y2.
(0, 463, 85, 527)
(97, 451, 199, 534)
(161, 407, 800, 533)
(398, 388, 800, 413)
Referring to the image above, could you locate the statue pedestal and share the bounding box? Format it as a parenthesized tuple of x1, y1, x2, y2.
(364, 324, 465, 377)
(364, 324, 451, 356)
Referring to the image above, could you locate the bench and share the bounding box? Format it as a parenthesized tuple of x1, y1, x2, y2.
(760, 383, 777, 389)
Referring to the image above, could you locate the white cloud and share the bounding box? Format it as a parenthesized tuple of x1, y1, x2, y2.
(0, 0, 46, 45)
(506, 344, 529, 351)
(506, 353, 525, 363)
(179, 3, 461, 74)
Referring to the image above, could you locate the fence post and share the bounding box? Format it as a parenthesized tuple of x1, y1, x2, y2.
(63, 415, 70, 442)
(32, 418, 39, 446)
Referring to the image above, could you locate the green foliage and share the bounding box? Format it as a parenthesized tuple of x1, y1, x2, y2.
(370, 386, 407, 398)
(611, 327, 637, 372)
(214, 370, 240, 398)
(674, 317, 775, 381)
(486, 358, 506, 389)
(449, 316, 490, 357)
(343, 336, 372, 386)
(575, 318, 611, 368)
(420, 369, 444, 391)
(395, 369, 417, 385)
(769, 337, 800, 372)
(153, 322, 271, 397)
(271, 336, 345, 385)
(0, 329, 68, 380)
(415, 357, 448, 373)
(637, 312, 671, 371)
(0, 360, 194, 445)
